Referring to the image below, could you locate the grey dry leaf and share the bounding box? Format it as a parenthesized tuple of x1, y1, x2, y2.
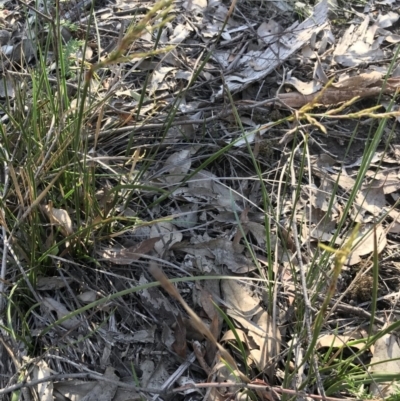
(330, 173, 355, 192)
(210, 238, 253, 273)
(257, 20, 283, 46)
(214, 0, 328, 96)
(54, 381, 97, 400)
(187, 170, 242, 211)
(12, 38, 36, 63)
(231, 127, 263, 148)
(197, 281, 221, 320)
(138, 274, 179, 325)
(140, 359, 170, 389)
(211, 179, 242, 211)
(0, 75, 15, 99)
(162, 323, 175, 348)
(0, 30, 10, 46)
(330, 172, 386, 218)
(310, 174, 336, 212)
(370, 333, 400, 398)
(37, 276, 72, 291)
(375, 11, 399, 28)
(176, 377, 202, 396)
(42, 297, 80, 330)
(307, 205, 340, 244)
(244, 221, 268, 247)
(150, 222, 183, 255)
(80, 367, 119, 401)
(366, 171, 400, 195)
(388, 210, 400, 234)
(33, 361, 53, 401)
(130, 327, 156, 343)
(173, 237, 256, 273)
(284, 76, 322, 95)
(162, 149, 192, 184)
(333, 18, 385, 67)
(98, 236, 160, 264)
(183, 0, 206, 12)
(211, 360, 246, 392)
(170, 23, 191, 44)
(172, 240, 214, 259)
(173, 203, 198, 229)
(149, 66, 175, 94)
(77, 290, 97, 303)
(140, 360, 156, 388)
(188, 170, 214, 191)
(347, 224, 386, 266)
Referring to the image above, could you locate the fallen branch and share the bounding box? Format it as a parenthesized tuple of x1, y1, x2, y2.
(277, 73, 400, 108)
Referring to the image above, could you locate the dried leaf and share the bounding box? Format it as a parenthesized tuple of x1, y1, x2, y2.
(98, 237, 160, 264)
(370, 334, 400, 398)
(149, 66, 175, 94)
(42, 204, 73, 237)
(77, 291, 97, 303)
(54, 380, 96, 400)
(150, 222, 183, 255)
(37, 276, 72, 291)
(248, 310, 281, 376)
(162, 149, 192, 184)
(347, 224, 387, 265)
(222, 280, 262, 316)
(138, 274, 179, 325)
(215, 0, 328, 96)
(140, 359, 170, 389)
(32, 361, 53, 401)
(80, 367, 119, 401)
(257, 20, 283, 46)
(316, 333, 366, 350)
(42, 297, 80, 330)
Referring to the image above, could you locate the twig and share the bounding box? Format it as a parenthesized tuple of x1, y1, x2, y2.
(6, 70, 80, 92)
(0, 142, 11, 313)
(317, 295, 385, 326)
(0, 370, 363, 401)
(192, 341, 212, 375)
(0, 373, 164, 397)
(94, 110, 232, 138)
(172, 382, 361, 401)
(151, 352, 196, 401)
(290, 144, 326, 399)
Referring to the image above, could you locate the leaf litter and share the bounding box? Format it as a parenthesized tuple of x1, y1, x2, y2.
(2, 0, 400, 398)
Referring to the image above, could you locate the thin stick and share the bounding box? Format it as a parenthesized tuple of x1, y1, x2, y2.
(172, 382, 361, 401)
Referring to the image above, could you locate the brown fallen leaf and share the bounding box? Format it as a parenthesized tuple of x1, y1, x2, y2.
(172, 314, 187, 358)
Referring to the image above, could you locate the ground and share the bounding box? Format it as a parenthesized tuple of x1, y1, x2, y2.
(0, 0, 400, 399)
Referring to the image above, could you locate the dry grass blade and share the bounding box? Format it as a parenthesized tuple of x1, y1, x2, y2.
(148, 261, 249, 383)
